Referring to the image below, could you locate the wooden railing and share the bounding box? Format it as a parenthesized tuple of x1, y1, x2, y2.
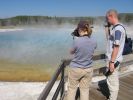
(38, 52, 133, 100)
(38, 60, 65, 100)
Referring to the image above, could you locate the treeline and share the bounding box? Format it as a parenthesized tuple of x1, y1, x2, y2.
(0, 16, 93, 26)
(119, 13, 133, 23)
(0, 13, 132, 27)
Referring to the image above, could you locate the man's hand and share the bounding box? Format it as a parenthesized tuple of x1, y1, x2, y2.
(109, 45, 119, 73)
(109, 62, 115, 73)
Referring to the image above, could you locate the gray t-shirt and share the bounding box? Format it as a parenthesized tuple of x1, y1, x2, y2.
(106, 24, 126, 62)
(70, 36, 97, 68)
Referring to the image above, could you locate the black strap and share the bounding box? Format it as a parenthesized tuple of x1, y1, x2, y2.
(112, 24, 127, 41)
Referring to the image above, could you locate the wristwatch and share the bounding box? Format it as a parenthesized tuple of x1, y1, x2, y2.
(110, 61, 115, 63)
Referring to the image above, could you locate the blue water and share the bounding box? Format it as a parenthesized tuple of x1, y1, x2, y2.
(0, 28, 106, 65)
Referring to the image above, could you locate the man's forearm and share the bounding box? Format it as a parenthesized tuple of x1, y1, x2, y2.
(111, 46, 119, 62)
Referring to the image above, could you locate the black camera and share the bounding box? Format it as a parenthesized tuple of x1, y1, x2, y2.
(105, 61, 120, 76)
(104, 17, 111, 27)
(71, 29, 80, 37)
(104, 22, 111, 27)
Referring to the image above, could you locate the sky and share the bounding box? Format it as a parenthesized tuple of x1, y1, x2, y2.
(0, 0, 133, 18)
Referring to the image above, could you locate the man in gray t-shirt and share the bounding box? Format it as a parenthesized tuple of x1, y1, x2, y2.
(105, 9, 126, 100)
(67, 21, 97, 100)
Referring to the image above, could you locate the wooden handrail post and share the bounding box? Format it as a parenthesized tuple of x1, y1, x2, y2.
(60, 62, 65, 98)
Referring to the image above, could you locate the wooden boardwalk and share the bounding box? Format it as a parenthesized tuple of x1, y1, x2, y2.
(64, 72, 133, 100)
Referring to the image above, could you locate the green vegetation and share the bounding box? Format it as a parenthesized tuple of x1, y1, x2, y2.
(0, 13, 132, 27)
(119, 13, 133, 23)
(0, 16, 93, 26)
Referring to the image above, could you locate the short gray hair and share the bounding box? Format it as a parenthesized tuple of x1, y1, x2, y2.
(107, 9, 118, 18)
